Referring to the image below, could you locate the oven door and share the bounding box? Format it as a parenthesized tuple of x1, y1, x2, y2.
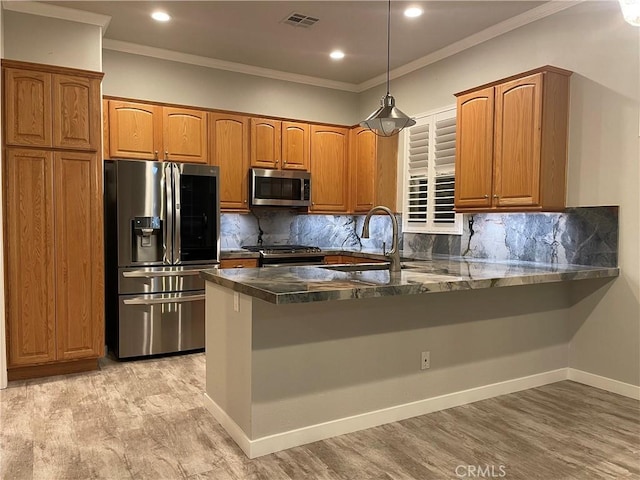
(117, 291, 205, 358)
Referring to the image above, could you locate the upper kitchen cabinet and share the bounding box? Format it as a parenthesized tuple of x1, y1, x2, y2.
(4, 63, 101, 151)
(250, 118, 310, 171)
(106, 100, 208, 162)
(349, 128, 398, 213)
(163, 107, 208, 163)
(454, 66, 571, 213)
(209, 112, 250, 212)
(281, 121, 310, 171)
(310, 125, 349, 212)
(108, 100, 162, 160)
(250, 118, 281, 168)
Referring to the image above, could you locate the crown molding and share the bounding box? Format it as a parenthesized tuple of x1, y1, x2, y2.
(102, 39, 360, 93)
(356, 0, 584, 92)
(2, 0, 111, 32)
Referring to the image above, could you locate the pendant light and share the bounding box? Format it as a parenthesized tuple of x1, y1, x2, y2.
(360, 0, 416, 137)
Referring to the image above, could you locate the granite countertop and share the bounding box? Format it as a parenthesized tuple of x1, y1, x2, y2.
(201, 253, 619, 304)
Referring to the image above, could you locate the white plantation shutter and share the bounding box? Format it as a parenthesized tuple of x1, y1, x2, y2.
(406, 121, 429, 228)
(402, 106, 462, 234)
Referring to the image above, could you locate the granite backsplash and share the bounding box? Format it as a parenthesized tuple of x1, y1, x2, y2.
(220, 206, 618, 268)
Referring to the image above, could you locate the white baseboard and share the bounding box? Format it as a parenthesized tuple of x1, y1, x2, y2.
(567, 368, 640, 400)
(204, 368, 567, 459)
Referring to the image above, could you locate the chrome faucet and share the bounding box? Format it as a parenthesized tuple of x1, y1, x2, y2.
(361, 205, 401, 273)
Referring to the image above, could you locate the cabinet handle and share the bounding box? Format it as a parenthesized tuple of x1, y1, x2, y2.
(283, 161, 287, 164)
(235, 265, 244, 268)
(244, 199, 247, 203)
(154, 150, 159, 160)
(165, 150, 169, 160)
(484, 195, 489, 199)
(493, 195, 499, 199)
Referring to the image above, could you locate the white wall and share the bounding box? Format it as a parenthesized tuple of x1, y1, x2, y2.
(102, 50, 360, 126)
(3, 11, 101, 71)
(360, 1, 639, 385)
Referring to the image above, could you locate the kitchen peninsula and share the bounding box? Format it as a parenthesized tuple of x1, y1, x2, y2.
(200, 256, 618, 458)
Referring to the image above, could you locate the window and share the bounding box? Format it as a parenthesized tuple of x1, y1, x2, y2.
(402, 106, 462, 235)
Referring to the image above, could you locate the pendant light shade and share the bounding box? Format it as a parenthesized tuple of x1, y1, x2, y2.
(361, 93, 416, 137)
(360, 0, 415, 137)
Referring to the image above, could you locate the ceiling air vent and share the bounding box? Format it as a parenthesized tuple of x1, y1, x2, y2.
(281, 12, 319, 28)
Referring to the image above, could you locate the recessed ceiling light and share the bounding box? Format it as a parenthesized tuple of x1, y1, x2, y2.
(330, 50, 345, 60)
(404, 7, 423, 18)
(151, 11, 171, 22)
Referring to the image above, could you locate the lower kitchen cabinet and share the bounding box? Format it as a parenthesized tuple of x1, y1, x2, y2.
(219, 259, 259, 269)
(4, 148, 104, 379)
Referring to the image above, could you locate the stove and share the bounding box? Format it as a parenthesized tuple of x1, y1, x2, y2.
(242, 244, 325, 267)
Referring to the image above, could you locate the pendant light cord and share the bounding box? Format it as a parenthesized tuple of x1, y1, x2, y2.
(386, 0, 391, 96)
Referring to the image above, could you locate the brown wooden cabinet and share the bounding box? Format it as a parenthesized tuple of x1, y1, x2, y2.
(250, 118, 310, 171)
(209, 112, 250, 212)
(5, 149, 56, 366)
(250, 118, 281, 169)
(310, 125, 349, 212)
(4, 67, 100, 151)
(281, 121, 310, 171)
(2, 60, 104, 380)
(454, 66, 571, 212)
(163, 107, 208, 163)
(107, 101, 208, 163)
(323, 254, 385, 265)
(53, 151, 104, 361)
(349, 128, 398, 213)
(219, 258, 259, 269)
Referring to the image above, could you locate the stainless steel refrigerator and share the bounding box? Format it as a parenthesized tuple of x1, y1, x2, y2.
(105, 159, 220, 359)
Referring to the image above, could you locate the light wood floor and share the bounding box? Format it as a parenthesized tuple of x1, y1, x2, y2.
(1, 353, 638, 480)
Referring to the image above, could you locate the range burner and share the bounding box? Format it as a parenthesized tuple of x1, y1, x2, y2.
(241, 244, 324, 266)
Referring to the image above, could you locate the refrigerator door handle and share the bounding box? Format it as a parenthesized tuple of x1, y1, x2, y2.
(121, 269, 205, 278)
(173, 164, 182, 265)
(165, 162, 174, 264)
(123, 293, 205, 305)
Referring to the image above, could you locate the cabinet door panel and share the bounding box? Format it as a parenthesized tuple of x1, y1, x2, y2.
(281, 122, 309, 171)
(209, 113, 249, 211)
(54, 152, 104, 359)
(164, 107, 208, 163)
(251, 118, 281, 169)
(108, 101, 162, 160)
(4, 69, 52, 147)
(454, 87, 494, 209)
(350, 128, 376, 212)
(5, 149, 56, 366)
(494, 73, 542, 207)
(53, 75, 99, 150)
(310, 126, 349, 212)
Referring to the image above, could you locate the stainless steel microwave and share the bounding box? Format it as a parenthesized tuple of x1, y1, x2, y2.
(250, 168, 311, 207)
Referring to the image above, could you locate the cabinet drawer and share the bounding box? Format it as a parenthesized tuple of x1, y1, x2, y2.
(219, 258, 259, 269)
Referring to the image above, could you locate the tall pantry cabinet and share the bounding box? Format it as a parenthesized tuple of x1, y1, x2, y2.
(2, 60, 104, 380)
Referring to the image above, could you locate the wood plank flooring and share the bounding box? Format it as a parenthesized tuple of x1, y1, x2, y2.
(1, 353, 638, 480)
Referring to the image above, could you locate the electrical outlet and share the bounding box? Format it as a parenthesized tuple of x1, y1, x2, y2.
(233, 292, 240, 312)
(421, 351, 430, 370)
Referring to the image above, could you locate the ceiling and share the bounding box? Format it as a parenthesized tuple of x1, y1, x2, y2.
(42, 1, 558, 88)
